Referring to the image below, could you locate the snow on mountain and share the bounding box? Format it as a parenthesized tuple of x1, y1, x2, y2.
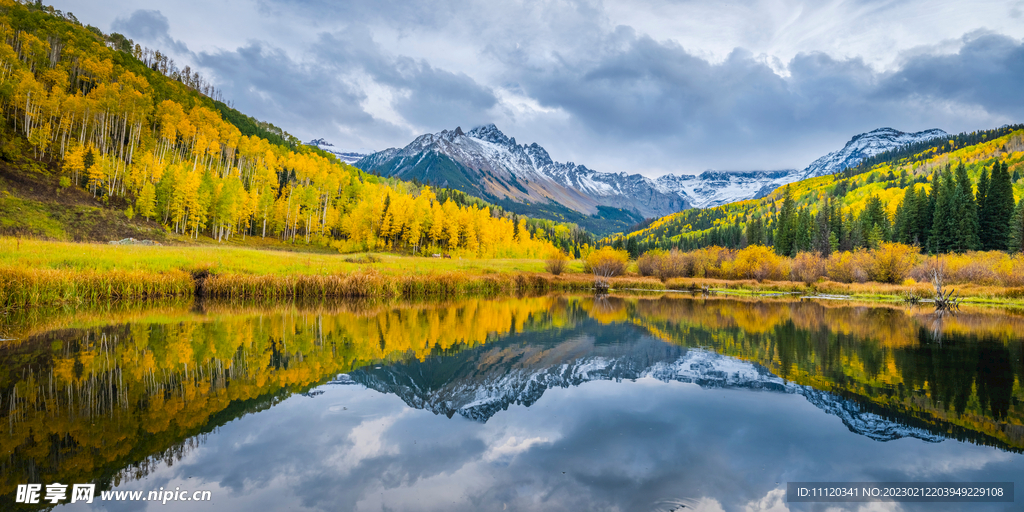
(351, 125, 950, 226)
(654, 170, 800, 209)
(305, 138, 369, 165)
(345, 345, 945, 443)
(800, 128, 948, 179)
(355, 124, 690, 219)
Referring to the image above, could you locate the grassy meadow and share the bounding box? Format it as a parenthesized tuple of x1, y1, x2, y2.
(4, 237, 1024, 309)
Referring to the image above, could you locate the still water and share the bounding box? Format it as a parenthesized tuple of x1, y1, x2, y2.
(1, 295, 1022, 511)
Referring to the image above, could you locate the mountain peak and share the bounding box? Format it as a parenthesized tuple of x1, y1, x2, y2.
(467, 123, 511, 146)
(801, 127, 948, 179)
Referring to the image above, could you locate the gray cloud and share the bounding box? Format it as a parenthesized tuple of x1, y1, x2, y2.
(110, 9, 189, 54)
(85, 1, 1024, 173)
(195, 42, 396, 142)
(484, 28, 1024, 172)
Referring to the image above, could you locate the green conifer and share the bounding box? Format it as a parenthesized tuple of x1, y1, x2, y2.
(951, 163, 980, 252)
(916, 186, 932, 250)
(774, 187, 796, 256)
(1010, 198, 1024, 254)
(976, 166, 991, 243)
(985, 161, 1015, 251)
(930, 167, 955, 253)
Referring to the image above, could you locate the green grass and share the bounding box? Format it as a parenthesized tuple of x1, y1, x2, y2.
(0, 237, 607, 307)
(0, 237, 568, 276)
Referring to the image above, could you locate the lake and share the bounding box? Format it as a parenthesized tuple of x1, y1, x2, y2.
(2, 294, 1022, 511)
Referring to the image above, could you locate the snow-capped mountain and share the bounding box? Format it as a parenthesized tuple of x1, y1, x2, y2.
(653, 170, 799, 209)
(345, 339, 944, 443)
(352, 125, 949, 230)
(306, 138, 368, 165)
(799, 127, 948, 179)
(652, 127, 949, 207)
(354, 124, 690, 223)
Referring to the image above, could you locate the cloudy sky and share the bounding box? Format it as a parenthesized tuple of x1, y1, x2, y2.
(56, 0, 1024, 176)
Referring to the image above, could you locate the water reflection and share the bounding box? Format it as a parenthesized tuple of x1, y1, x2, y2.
(0, 295, 1022, 511)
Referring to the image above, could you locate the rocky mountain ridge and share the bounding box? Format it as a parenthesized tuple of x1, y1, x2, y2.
(347, 125, 948, 228)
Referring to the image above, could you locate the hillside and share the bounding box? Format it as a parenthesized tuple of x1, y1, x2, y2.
(0, 1, 590, 258)
(614, 125, 1024, 256)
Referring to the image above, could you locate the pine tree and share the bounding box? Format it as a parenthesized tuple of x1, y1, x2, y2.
(812, 203, 832, 255)
(976, 165, 991, 244)
(859, 195, 890, 247)
(893, 186, 917, 244)
(774, 187, 796, 256)
(1010, 198, 1024, 254)
(922, 170, 940, 251)
(746, 215, 764, 246)
(985, 161, 1015, 251)
(951, 162, 980, 252)
(867, 224, 884, 249)
(795, 208, 812, 254)
(930, 167, 955, 253)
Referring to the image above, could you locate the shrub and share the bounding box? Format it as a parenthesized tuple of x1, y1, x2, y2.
(657, 249, 688, 281)
(584, 247, 629, 277)
(637, 250, 664, 277)
(792, 251, 826, 283)
(689, 246, 730, 278)
(729, 245, 789, 281)
(545, 250, 569, 275)
(826, 250, 872, 283)
(869, 242, 919, 284)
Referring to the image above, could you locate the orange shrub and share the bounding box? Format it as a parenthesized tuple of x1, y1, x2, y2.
(727, 245, 789, 281)
(658, 249, 689, 281)
(689, 246, 731, 278)
(826, 250, 873, 283)
(869, 243, 920, 284)
(637, 250, 664, 277)
(584, 247, 629, 277)
(792, 251, 826, 283)
(910, 251, 1019, 286)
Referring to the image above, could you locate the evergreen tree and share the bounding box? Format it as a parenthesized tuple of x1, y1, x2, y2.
(930, 167, 955, 253)
(795, 208, 812, 254)
(950, 163, 981, 252)
(985, 161, 1015, 251)
(914, 186, 930, 248)
(867, 224, 884, 249)
(976, 166, 991, 244)
(774, 187, 796, 256)
(893, 185, 917, 244)
(1013, 169, 1021, 183)
(746, 215, 764, 246)
(812, 202, 832, 255)
(626, 236, 639, 258)
(922, 170, 941, 251)
(847, 212, 863, 250)
(1010, 198, 1024, 254)
(859, 195, 890, 247)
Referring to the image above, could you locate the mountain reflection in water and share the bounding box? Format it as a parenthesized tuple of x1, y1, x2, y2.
(1, 295, 1022, 511)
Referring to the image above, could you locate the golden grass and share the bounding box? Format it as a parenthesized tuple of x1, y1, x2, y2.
(0, 237, 673, 306)
(3, 237, 1023, 307)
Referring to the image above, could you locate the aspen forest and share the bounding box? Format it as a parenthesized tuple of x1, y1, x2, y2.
(0, 0, 560, 258)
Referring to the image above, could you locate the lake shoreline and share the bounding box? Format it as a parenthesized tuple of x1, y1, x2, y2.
(3, 237, 1023, 308)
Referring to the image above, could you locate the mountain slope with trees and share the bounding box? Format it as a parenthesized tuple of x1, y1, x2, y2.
(612, 125, 1024, 258)
(0, 0, 597, 258)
